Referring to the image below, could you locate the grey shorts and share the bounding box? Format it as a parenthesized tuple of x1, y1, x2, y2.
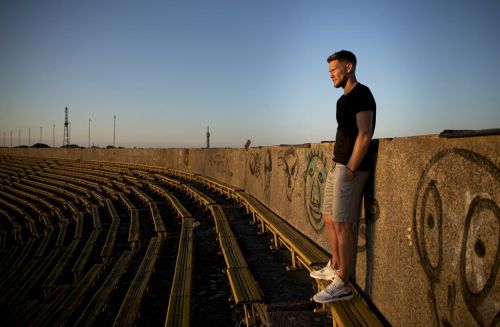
(321, 162, 369, 223)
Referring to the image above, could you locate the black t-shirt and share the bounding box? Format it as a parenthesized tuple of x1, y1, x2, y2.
(333, 83, 376, 171)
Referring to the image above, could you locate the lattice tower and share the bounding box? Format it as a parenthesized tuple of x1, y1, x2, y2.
(63, 107, 70, 146)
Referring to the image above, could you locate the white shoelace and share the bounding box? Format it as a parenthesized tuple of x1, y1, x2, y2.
(324, 278, 343, 294)
(320, 260, 332, 273)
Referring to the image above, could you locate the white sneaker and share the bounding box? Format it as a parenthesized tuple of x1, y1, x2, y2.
(309, 260, 338, 280)
(313, 277, 353, 303)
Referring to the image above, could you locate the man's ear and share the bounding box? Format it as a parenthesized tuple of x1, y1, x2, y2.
(346, 62, 353, 74)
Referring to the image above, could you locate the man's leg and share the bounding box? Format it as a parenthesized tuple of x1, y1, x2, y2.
(313, 219, 356, 303)
(313, 167, 368, 303)
(333, 221, 356, 281)
(323, 213, 339, 269)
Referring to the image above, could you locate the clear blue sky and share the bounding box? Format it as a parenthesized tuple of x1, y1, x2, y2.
(1, 0, 499, 148)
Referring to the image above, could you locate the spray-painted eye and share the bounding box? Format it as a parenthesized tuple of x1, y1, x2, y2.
(419, 180, 443, 283)
(318, 172, 324, 183)
(460, 196, 500, 323)
(309, 167, 314, 177)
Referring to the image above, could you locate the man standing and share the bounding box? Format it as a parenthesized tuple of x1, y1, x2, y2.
(311, 50, 376, 303)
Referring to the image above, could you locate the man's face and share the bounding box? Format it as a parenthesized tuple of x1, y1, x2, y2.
(329, 59, 349, 88)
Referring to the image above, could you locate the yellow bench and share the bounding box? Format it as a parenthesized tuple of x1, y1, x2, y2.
(237, 192, 329, 270)
(182, 184, 217, 207)
(100, 219, 120, 264)
(74, 251, 133, 327)
(74, 212, 84, 240)
(129, 209, 140, 251)
(92, 205, 103, 231)
(208, 204, 264, 325)
(155, 174, 185, 189)
(49, 263, 104, 326)
(42, 239, 80, 296)
(118, 192, 137, 212)
(164, 218, 194, 327)
(149, 202, 167, 239)
(148, 183, 192, 220)
(226, 268, 264, 327)
(55, 221, 68, 248)
(210, 204, 248, 269)
(114, 237, 162, 326)
(196, 175, 243, 200)
(72, 229, 100, 282)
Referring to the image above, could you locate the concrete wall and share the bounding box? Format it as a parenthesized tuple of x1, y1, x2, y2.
(1, 134, 499, 326)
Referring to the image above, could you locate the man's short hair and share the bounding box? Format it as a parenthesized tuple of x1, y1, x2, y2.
(327, 50, 357, 65)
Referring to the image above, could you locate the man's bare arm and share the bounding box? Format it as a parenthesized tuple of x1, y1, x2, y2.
(346, 110, 373, 173)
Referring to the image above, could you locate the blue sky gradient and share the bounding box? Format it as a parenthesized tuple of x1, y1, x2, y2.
(1, 0, 499, 148)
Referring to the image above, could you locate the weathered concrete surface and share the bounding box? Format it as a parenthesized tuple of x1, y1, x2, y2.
(1, 134, 499, 326)
(366, 135, 500, 327)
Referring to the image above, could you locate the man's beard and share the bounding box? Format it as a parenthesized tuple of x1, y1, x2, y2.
(335, 76, 346, 89)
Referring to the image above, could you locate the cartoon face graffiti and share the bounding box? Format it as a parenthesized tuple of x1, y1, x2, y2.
(303, 150, 328, 231)
(249, 152, 261, 177)
(263, 150, 272, 202)
(413, 149, 499, 326)
(282, 148, 299, 201)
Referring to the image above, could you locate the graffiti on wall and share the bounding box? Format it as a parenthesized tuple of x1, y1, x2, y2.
(182, 149, 189, 167)
(303, 150, 328, 231)
(249, 153, 262, 178)
(248, 150, 272, 203)
(278, 148, 300, 202)
(208, 152, 233, 178)
(413, 149, 499, 326)
(263, 150, 272, 203)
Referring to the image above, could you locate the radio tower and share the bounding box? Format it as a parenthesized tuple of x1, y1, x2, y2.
(206, 126, 210, 148)
(63, 107, 70, 147)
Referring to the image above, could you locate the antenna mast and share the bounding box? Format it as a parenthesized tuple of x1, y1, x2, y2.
(63, 107, 69, 146)
(206, 126, 210, 148)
